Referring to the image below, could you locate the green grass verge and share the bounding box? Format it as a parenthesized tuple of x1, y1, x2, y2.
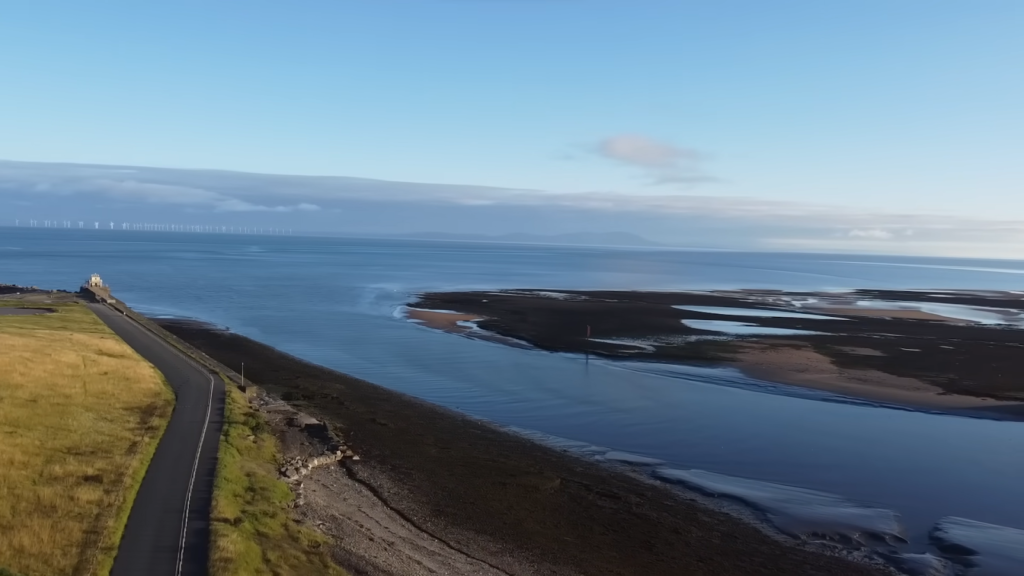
(210, 376, 348, 576)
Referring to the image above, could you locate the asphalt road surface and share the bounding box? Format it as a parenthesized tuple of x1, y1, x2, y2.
(90, 304, 225, 576)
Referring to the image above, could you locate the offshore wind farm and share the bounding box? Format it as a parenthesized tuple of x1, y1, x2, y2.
(3, 3, 1023, 576)
(12, 219, 292, 235)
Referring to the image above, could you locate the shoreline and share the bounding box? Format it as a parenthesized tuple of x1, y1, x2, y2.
(155, 317, 896, 576)
(408, 289, 1024, 421)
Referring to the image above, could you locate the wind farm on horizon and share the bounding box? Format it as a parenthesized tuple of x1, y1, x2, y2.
(11, 219, 292, 235)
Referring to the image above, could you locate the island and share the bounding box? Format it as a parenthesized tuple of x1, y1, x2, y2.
(407, 288, 1024, 419)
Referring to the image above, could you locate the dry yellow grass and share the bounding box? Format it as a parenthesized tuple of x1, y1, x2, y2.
(0, 303, 174, 576)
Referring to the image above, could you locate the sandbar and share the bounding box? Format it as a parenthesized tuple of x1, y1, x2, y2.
(410, 288, 1024, 418)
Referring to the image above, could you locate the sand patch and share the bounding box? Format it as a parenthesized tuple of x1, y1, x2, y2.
(806, 306, 952, 321)
(730, 341, 1018, 410)
(405, 307, 534, 349)
(405, 308, 484, 332)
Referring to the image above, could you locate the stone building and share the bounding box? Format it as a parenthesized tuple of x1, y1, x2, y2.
(87, 273, 103, 288)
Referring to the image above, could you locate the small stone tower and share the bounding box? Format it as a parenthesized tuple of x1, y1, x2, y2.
(81, 273, 113, 303)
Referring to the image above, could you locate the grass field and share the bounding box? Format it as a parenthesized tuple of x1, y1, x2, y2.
(0, 302, 174, 576)
(209, 379, 347, 576)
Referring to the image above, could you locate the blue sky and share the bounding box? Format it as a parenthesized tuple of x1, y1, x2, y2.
(1, 1, 1022, 256)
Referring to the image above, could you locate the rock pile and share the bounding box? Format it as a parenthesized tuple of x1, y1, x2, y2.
(242, 384, 361, 508)
(278, 446, 360, 508)
(278, 446, 359, 483)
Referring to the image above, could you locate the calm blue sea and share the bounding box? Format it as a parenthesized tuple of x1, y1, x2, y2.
(2, 227, 1023, 549)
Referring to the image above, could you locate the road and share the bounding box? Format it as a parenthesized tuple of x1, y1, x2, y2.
(90, 304, 225, 576)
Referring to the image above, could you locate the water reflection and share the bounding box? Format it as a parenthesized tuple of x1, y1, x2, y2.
(2, 230, 1024, 554)
(681, 318, 823, 335)
(674, 305, 845, 320)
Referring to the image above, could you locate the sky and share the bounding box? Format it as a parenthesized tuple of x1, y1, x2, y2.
(1, 1, 1022, 257)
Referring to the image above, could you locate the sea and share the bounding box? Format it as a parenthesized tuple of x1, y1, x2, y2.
(2, 228, 1023, 558)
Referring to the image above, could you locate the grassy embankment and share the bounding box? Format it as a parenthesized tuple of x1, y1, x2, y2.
(0, 302, 174, 576)
(209, 377, 347, 576)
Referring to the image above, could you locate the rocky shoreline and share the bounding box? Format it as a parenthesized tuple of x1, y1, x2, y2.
(157, 317, 895, 576)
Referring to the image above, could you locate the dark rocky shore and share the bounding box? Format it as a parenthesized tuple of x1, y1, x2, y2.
(0, 283, 72, 296)
(410, 289, 1024, 412)
(158, 318, 891, 576)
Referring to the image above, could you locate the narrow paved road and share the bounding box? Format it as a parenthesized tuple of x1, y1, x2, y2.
(90, 304, 225, 576)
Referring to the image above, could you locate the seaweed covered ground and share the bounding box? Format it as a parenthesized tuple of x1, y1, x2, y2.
(410, 289, 1024, 414)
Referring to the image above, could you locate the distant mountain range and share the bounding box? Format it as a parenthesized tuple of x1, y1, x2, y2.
(396, 231, 667, 248)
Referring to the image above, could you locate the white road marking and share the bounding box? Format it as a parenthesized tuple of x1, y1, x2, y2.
(95, 305, 217, 576)
(175, 369, 214, 576)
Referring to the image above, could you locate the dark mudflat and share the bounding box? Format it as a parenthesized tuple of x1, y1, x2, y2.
(411, 289, 1024, 402)
(157, 318, 887, 576)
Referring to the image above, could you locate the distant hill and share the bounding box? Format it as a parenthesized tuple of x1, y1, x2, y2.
(398, 231, 667, 248)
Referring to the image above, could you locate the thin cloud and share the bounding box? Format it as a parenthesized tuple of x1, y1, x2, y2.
(8, 174, 322, 213)
(595, 134, 713, 186)
(848, 228, 895, 240)
(3, 159, 1023, 258)
(213, 198, 322, 213)
(598, 134, 691, 168)
(844, 228, 917, 240)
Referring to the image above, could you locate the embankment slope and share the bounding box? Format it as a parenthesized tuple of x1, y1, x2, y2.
(158, 318, 890, 576)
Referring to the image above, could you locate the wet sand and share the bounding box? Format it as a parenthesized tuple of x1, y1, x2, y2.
(410, 289, 1024, 418)
(157, 318, 890, 576)
(804, 307, 951, 321)
(405, 308, 483, 332)
(733, 341, 1018, 411)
